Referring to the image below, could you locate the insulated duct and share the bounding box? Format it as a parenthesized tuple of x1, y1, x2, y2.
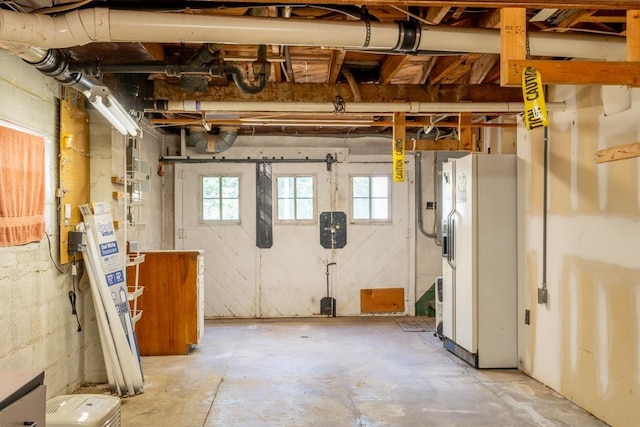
(188, 127, 238, 154)
(0, 7, 627, 60)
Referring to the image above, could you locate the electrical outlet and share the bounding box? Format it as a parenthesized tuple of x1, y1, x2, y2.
(426, 201, 436, 210)
(524, 309, 530, 325)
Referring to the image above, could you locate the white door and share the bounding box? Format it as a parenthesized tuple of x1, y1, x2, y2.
(453, 154, 477, 353)
(175, 156, 414, 318)
(441, 161, 455, 340)
(175, 163, 258, 317)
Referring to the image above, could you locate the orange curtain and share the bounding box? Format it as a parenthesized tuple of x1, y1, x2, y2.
(0, 126, 45, 246)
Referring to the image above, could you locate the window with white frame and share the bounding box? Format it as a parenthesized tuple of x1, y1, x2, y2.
(351, 176, 391, 221)
(200, 175, 241, 223)
(276, 176, 315, 221)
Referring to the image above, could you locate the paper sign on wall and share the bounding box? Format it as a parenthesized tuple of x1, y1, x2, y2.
(522, 67, 549, 130)
(393, 137, 405, 182)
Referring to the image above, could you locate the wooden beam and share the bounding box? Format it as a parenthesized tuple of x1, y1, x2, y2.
(429, 53, 481, 84)
(327, 49, 347, 84)
(503, 59, 640, 86)
(500, 8, 527, 87)
(594, 142, 640, 163)
(470, 54, 499, 84)
(425, 6, 450, 24)
(211, 1, 640, 11)
(409, 139, 462, 151)
(379, 55, 411, 84)
(628, 10, 640, 61)
(153, 81, 524, 103)
(478, 8, 502, 28)
(458, 111, 473, 151)
(556, 10, 597, 29)
(140, 43, 165, 61)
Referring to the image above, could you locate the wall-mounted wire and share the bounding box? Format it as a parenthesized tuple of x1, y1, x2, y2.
(45, 232, 72, 274)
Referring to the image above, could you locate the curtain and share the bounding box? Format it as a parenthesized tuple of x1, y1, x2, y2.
(0, 126, 45, 246)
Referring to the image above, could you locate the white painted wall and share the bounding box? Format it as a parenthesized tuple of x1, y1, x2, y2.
(0, 50, 85, 397)
(518, 85, 640, 426)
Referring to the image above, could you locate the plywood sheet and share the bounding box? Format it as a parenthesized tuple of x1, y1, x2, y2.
(59, 99, 90, 264)
(360, 288, 404, 313)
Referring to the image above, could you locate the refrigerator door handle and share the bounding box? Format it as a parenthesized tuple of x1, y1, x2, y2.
(447, 211, 456, 269)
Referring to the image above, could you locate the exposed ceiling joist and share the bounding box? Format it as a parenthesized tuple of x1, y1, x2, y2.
(213, 1, 640, 10)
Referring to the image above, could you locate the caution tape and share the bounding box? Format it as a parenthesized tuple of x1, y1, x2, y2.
(522, 67, 549, 130)
(393, 137, 405, 182)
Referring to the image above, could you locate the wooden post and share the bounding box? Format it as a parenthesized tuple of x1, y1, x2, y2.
(458, 112, 473, 151)
(628, 10, 640, 61)
(500, 8, 527, 87)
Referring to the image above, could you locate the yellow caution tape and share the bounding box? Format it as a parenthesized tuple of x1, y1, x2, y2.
(393, 137, 405, 182)
(522, 67, 549, 130)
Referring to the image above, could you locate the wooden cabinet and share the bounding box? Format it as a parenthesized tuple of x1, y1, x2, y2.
(0, 371, 45, 427)
(126, 250, 204, 356)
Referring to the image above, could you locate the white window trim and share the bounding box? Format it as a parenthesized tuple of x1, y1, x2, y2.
(350, 174, 392, 224)
(198, 173, 242, 226)
(274, 174, 317, 225)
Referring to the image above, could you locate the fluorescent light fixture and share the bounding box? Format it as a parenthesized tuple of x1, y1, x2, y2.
(83, 86, 140, 136)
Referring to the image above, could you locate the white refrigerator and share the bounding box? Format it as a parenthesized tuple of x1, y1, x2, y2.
(441, 153, 517, 368)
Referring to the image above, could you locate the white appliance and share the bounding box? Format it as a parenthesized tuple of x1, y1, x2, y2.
(46, 394, 121, 427)
(441, 154, 517, 368)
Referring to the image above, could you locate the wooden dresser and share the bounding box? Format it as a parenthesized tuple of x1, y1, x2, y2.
(126, 250, 204, 355)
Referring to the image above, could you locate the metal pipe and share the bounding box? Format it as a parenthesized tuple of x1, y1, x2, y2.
(164, 101, 567, 114)
(415, 152, 437, 239)
(0, 8, 627, 60)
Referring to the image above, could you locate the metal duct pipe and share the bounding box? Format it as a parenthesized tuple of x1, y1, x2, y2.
(0, 44, 99, 93)
(0, 8, 627, 60)
(188, 127, 238, 154)
(160, 100, 566, 114)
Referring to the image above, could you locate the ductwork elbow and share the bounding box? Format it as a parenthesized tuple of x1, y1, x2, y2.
(189, 127, 238, 154)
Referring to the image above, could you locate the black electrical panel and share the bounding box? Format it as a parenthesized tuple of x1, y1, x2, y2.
(319, 211, 347, 249)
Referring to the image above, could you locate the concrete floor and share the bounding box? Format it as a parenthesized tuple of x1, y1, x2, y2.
(78, 318, 605, 426)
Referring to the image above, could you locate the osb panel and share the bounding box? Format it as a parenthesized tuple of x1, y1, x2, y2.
(560, 256, 640, 427)
(360, 288, 404, 313)
(59, 99, 89, 264)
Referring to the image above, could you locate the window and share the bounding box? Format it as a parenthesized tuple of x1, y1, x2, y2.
(352, 176, 390, 221)
(200, 175, 240, 223)
(276, 176, 315, 221)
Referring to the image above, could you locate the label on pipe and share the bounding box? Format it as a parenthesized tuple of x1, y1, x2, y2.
(393, 137, 405, 182)
(522, 67, 549, 130)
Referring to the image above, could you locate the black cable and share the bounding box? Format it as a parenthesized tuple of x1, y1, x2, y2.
(69, 256, 82, 332)
(45, 232, 72, 274)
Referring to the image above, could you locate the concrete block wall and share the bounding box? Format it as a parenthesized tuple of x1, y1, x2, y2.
(0, 51, 85, 397)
